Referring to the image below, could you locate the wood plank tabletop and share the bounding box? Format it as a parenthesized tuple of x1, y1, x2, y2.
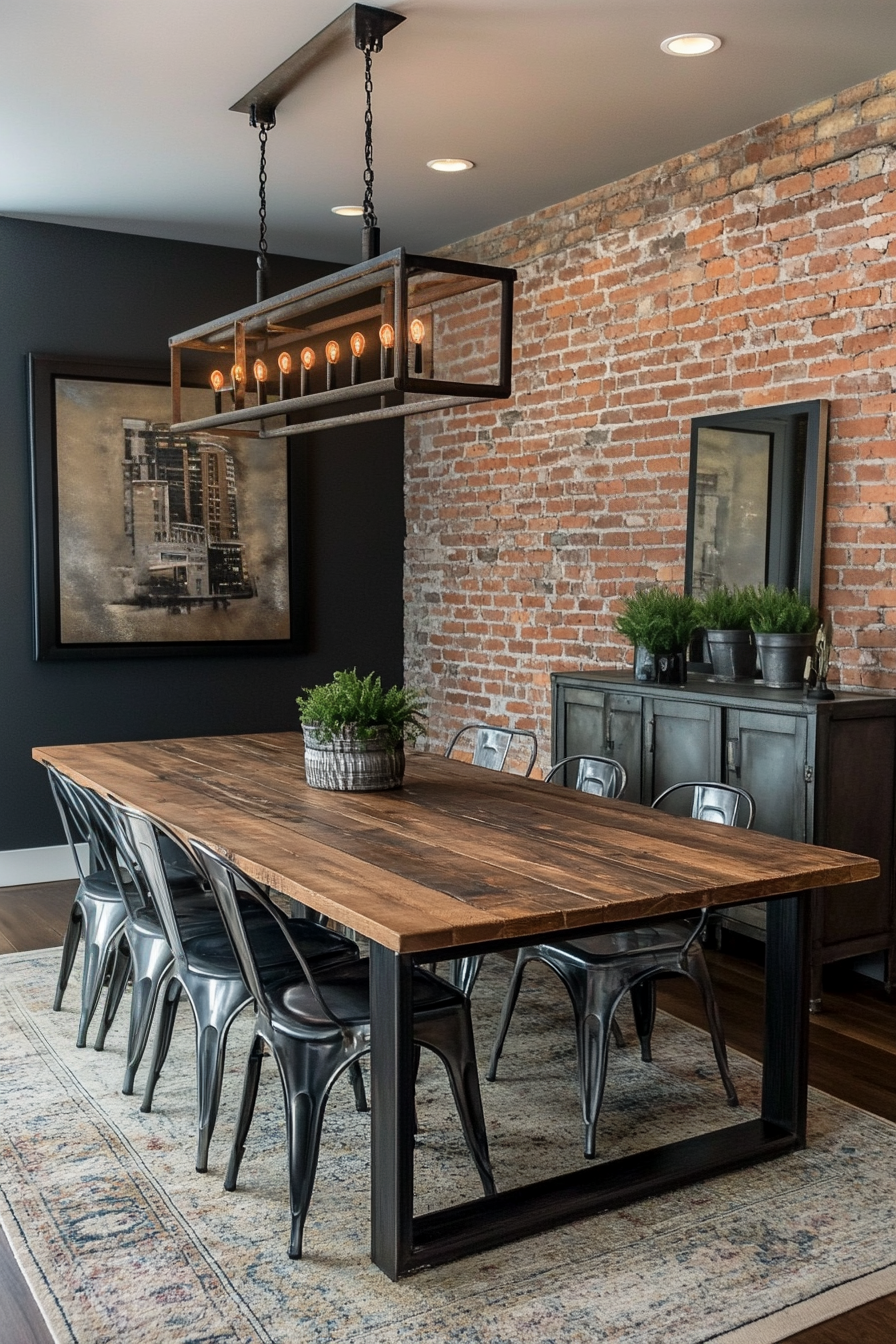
(33, 733, 879, 954)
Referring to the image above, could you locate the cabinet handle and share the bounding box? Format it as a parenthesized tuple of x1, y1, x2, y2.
(606, 712, 614, 753)
(726, 737, 741, 777)
(646, 718, 655, 754)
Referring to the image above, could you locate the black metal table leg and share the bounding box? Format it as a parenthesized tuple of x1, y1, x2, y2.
(368, 895, 811, 1278)
(762, 891, 810, 1144)
(370, 941, 416, 1280)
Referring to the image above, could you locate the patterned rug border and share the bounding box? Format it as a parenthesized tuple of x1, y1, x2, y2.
(4, 944, 896, 1344)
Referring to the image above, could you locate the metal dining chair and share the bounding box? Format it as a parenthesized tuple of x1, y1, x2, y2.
(58, 777, 230, 1094)
(114, 803, 362, 1172)
(437, 721, 540, 995)
(48, 766, 208, 1051)
(544, 754, 627, 797)
(191, 838, 497, 1259)
(487, 780, 754, 1159)
(445, 722, 539, 777)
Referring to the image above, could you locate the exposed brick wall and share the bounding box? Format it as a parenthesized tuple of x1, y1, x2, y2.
(404, 71, 896, 768)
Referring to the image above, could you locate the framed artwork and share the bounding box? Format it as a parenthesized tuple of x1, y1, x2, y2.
(29, 355, 306, 660)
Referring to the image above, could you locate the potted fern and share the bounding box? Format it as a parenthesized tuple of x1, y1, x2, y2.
(696, 585, 758, 682)
(614, 587, 700, 684)
(750, 586, 820, 689)
(296, 670, 426, 791)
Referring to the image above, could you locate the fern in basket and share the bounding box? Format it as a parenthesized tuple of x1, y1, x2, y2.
(296, 670, 426, 750)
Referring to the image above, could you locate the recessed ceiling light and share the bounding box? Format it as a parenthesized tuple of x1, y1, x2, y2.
(660, 33, 721, 57)
(331, 205, 364, 216)
(426, 158, 475, 173)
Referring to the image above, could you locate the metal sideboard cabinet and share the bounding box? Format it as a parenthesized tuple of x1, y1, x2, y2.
(552, 670, 896, 1008)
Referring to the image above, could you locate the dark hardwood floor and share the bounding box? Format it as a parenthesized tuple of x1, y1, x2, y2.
(1, 883, 894, 1342)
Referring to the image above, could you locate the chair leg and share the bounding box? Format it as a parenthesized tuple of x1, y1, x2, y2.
(94, 936, 131, 1051)
(54, 903, 82, 1011)
(187, 975, 250, 1172)
(274, 1037, 351, 1259)
(415, 1006, 496, 1197)
(141, 979, 182, 1113)
(75, 900, 126, 1048)
(581, 1007, 615, 1160)
(121, 936, 174, 1094)
(348, 1059, 368, 1113)
(225, 1032, 266, 1191)
(610, 1017, 626, 1049)
(630, 979, 657, 1062)
(486, 948, 531, 1080)
(685, 946, 739, 1107)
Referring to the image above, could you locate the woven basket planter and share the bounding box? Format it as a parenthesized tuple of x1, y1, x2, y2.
(301, 723, 405, 792)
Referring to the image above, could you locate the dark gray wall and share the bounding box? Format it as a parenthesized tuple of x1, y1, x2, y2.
(1, 218, 405, 850)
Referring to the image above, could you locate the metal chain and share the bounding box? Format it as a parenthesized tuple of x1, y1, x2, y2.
(257, 121, 269, 264)
(362, 44, 378, 229)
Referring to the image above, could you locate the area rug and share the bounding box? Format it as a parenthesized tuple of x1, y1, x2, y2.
(2, 947, 896, 1344)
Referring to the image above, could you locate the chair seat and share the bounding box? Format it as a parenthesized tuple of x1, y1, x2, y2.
(563, 921, 694, 962)
(270, 960, 460, 1032)
(182, 915, 358, 979)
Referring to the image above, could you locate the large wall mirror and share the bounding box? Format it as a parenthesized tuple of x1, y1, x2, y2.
(684, 399, 829, 605)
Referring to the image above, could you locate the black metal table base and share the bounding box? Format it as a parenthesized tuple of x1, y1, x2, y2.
(369, 893, 810, 1281)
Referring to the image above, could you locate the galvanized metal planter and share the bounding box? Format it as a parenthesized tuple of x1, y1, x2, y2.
(754, 632, 815, 689)
(706, 629, 757, 682)
(302, 723, 405, 791)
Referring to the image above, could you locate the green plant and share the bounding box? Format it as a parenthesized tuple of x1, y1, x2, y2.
(750, 585, 820, 635)
(696, 585, 757, 631)
(296, 669, 426, 748)
(614, 586, 700, 656)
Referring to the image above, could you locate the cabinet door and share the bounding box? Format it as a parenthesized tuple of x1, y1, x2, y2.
(554, 685, 607, 764)
(605, 693, 643, 803)
(552, 684, 643, 801)
(644, 698, 722, 808)
(725, 709, 808, 841)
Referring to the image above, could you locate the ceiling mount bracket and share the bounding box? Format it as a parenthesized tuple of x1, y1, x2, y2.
(230, 4, 405, 121)
(353, 4, 403, 53)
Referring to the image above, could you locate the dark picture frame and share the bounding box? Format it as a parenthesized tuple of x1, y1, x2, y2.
(29, 354, 307, 661)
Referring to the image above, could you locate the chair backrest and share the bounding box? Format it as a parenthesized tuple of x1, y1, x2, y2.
(47, 768, 147, 913)
(544, 754, 627, 798)
(651, 781, 755, 829)
(444, 723, 538, 777)
(47, 767, 91, 883)
(111, 804, 192, 967)
(190, 839, 349, 1037)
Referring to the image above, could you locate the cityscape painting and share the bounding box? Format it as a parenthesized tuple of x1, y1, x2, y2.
(29, 356, 304, 659)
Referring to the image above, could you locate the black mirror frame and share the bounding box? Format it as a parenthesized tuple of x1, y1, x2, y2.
(684, 399, 829, 607)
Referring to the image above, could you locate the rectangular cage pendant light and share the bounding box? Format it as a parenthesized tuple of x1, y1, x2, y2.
(169, 247, 516, 439)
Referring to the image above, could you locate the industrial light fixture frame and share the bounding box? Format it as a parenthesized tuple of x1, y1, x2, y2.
(169, 246, 515, 439)
(168, 2, 517, 438)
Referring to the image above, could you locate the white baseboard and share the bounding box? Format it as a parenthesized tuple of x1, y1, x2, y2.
(0, 844, 87, 888)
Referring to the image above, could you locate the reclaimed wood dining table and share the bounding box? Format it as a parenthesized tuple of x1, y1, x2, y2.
(33, 731, 878, 1280)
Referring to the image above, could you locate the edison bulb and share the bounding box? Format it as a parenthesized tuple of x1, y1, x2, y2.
(278, 351, 292, 375)
(210, 369, 225, 392)
(350, 332, 366, 358)
(231, 364, 244, 385)
(253, 359, 268, 383)
(409, 318, 425, 345)
(301, 347, 315, 370)
(379, 323, 395, 349)
(325, 340, 340, 364)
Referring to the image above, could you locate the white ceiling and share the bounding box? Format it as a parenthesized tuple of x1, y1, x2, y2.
(4, 0, 896, 265)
